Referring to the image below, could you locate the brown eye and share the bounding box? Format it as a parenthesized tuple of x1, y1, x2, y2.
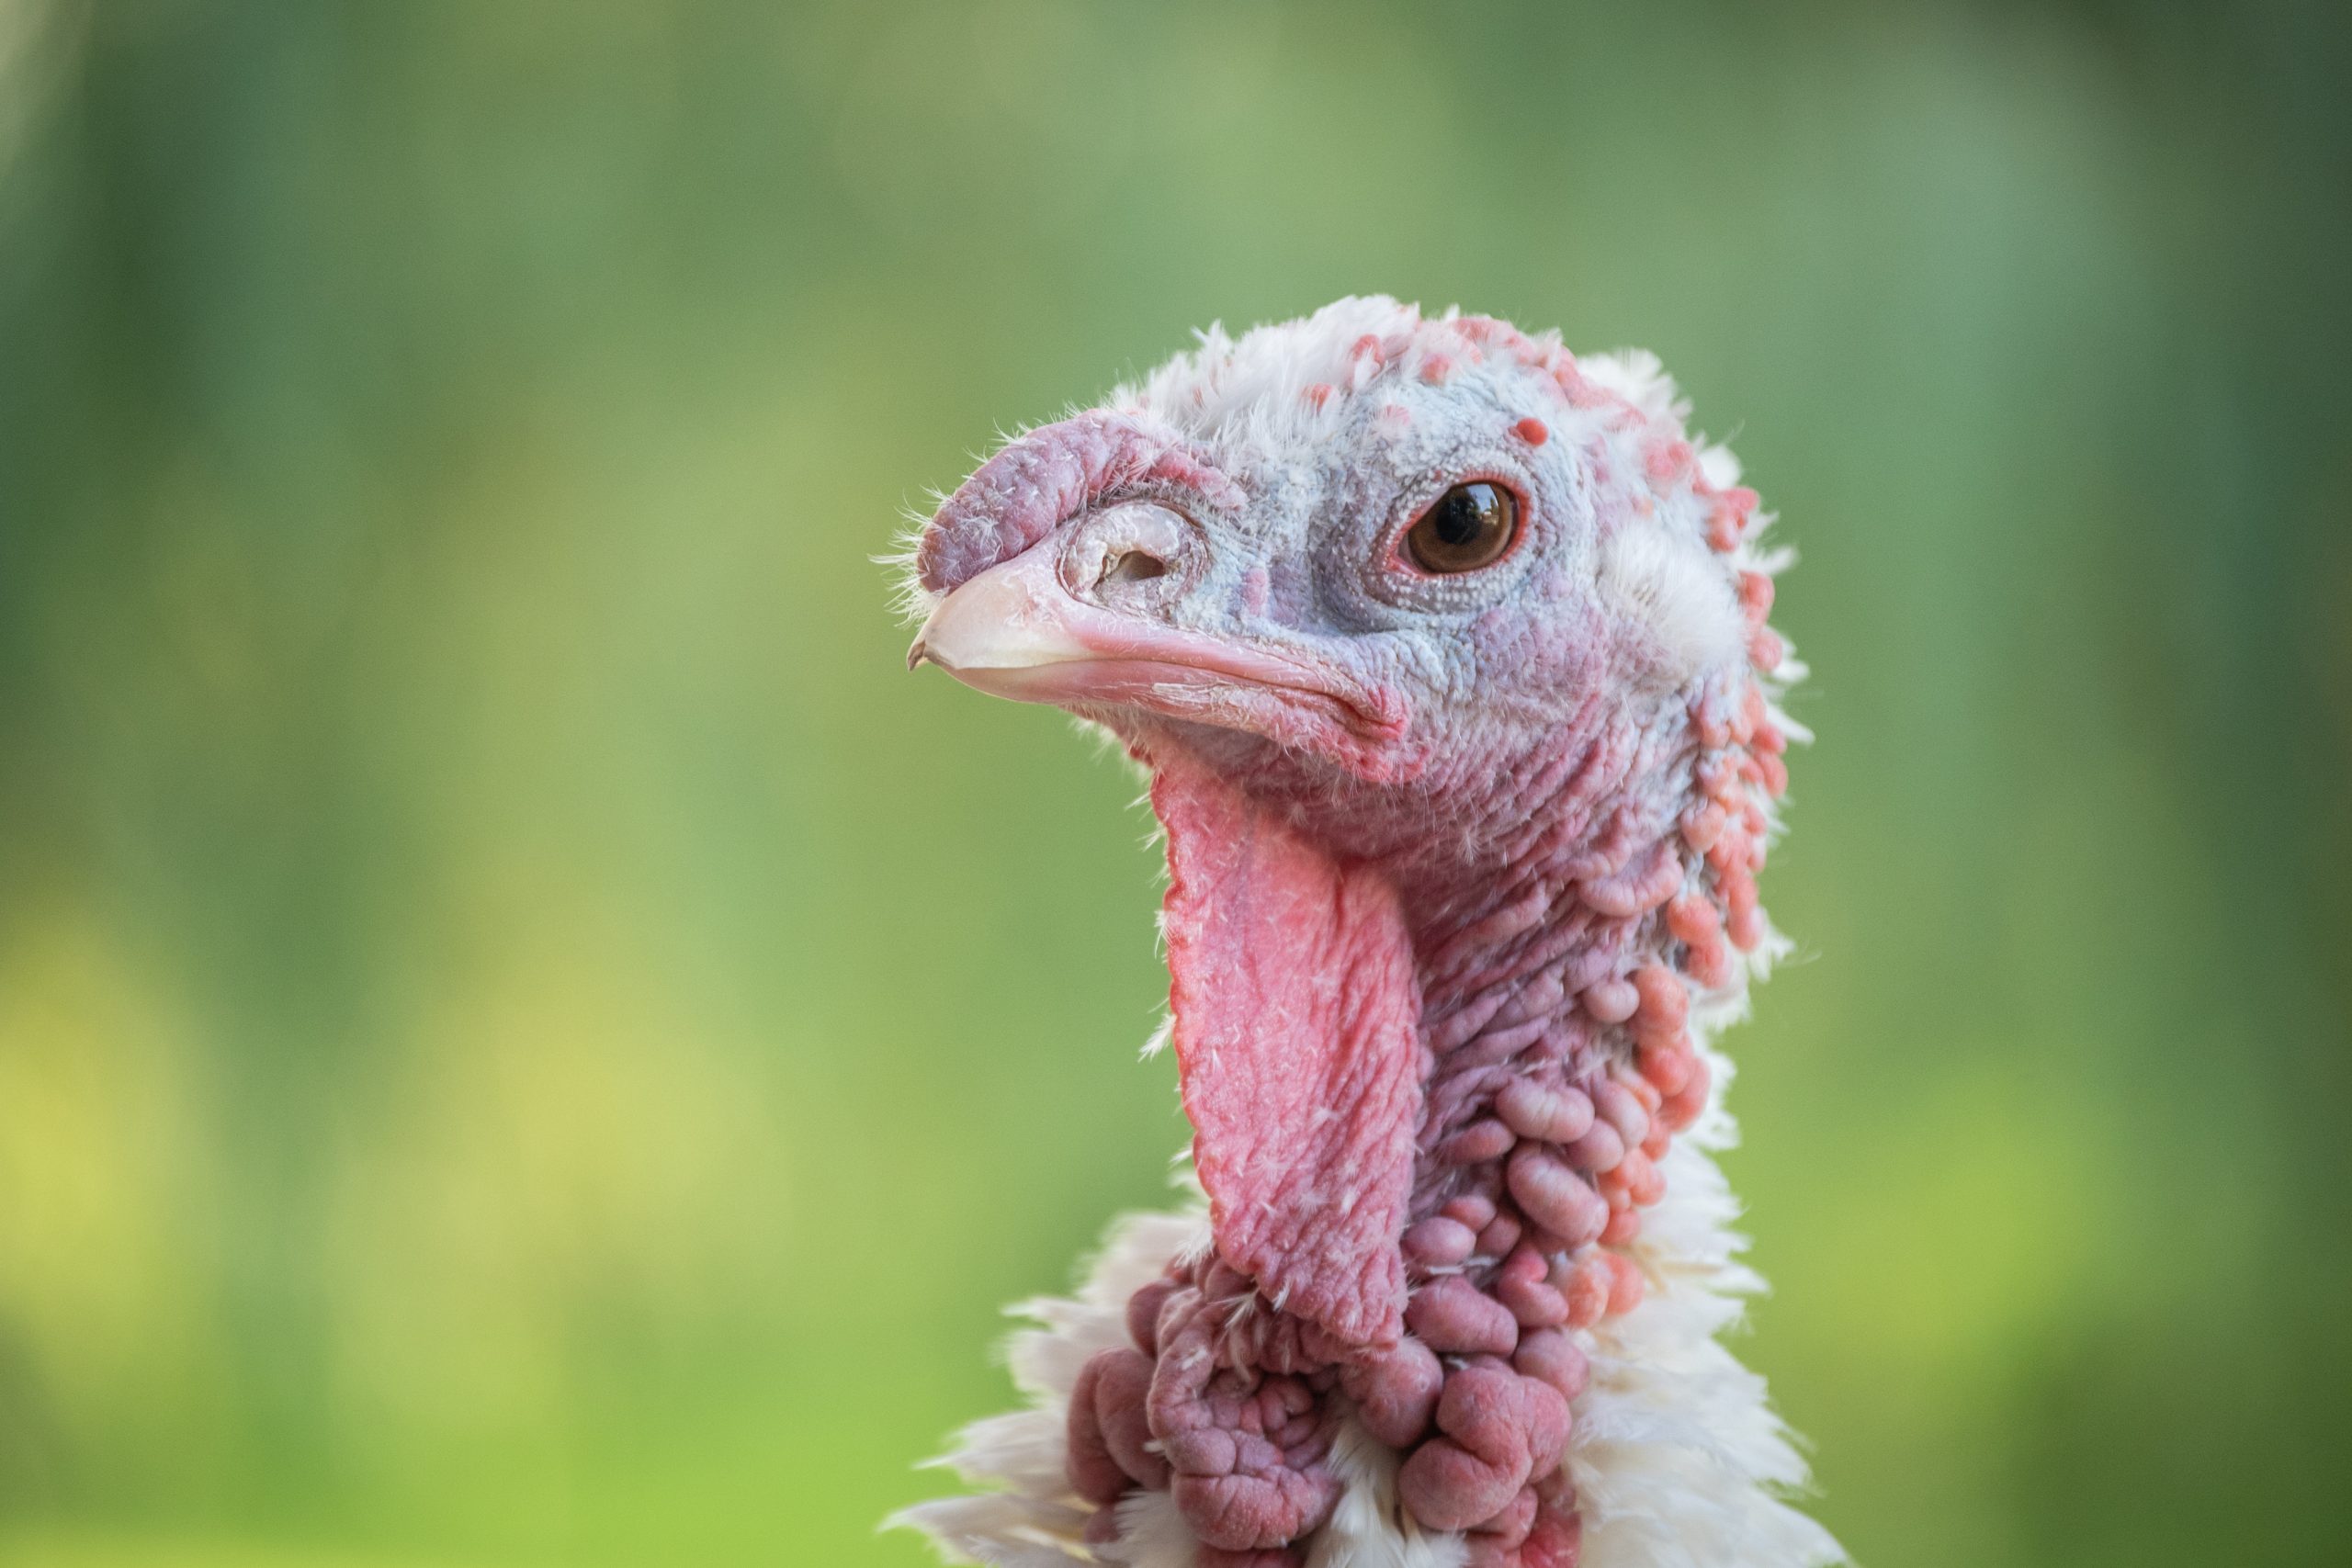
(1405, 481, 1520, 574)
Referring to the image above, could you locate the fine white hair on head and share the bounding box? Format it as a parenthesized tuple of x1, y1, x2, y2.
(1575, 348, 1684, 425)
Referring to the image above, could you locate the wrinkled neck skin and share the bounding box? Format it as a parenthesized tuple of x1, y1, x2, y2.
(1056, 685, 1730, 1566)
(1137, 682, 1692, 1192)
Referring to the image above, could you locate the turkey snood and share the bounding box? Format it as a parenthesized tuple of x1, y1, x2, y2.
(895, 299, 1843, 1568)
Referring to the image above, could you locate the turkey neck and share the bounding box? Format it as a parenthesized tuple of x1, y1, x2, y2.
(1374, 707, 1700, 1224)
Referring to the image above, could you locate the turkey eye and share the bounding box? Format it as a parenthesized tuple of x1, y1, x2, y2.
(1405, 482, 1520, 574)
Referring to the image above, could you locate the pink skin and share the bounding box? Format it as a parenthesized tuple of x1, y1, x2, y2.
(911, 410, 1244, 597)
(1145, 1275, 1343, 1551)
(910, 304, 1788, 1564)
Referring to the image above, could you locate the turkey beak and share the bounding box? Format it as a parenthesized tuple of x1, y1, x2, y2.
(909, 509, 1399, 741)
(906, 538, 1101, 692)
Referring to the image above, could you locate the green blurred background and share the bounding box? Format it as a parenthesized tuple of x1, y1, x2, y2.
(2, 2, 2347, 1564)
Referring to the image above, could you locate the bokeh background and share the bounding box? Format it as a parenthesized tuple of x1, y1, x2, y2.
(3, 2, 2347, 1564)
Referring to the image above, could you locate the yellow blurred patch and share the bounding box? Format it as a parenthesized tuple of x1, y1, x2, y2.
(0, 907, 225, 1437)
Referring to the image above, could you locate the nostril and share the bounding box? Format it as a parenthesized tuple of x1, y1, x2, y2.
(1063, 502, 1197, 604)
(1102, 550, 1170, 585)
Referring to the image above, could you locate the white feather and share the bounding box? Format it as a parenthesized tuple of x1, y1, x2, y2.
(1597, 525, 1747, 687)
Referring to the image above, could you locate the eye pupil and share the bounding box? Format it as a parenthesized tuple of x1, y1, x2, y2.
(1434, 490, 1482, 547)
(1406, 481, 1520, 574)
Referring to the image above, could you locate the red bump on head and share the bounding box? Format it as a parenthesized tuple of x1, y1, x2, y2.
(1303, 382, 1334, 412)
(1636, 1037, 1693, 1096)
(1513, 416, 1549, 446)
(1419, 354, 1454, 386)
(1558, 364, 1610, 409)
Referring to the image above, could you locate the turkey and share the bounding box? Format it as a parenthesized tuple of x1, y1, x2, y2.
(892, 297, 1842, 1568)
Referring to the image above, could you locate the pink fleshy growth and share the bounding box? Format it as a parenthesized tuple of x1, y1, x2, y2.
(1476, 1212, 1523, 1259)
(1659, 1054, 1712, 1131)
(1419, 353, 1455, 385)
(915, 411, 1242, 593)
(1581, 976, 1639, 1024)
(1666, 894, 1721, 947)
(1561, 1253, 1611, 1329)
(1637, 1035, 1696, 1096)
(1631, 964, 1688, 1034)
(1511, 1329, 1589, 1404)
(1407, 1275, 1521, 1355)
(1154, 752, 1421, 1350)
(1438, 1117, 1519, 1167)
(1304, 382, 1335, 412)
(1396, 1359, 1572, 1533)
(1066, 1351, 1132, 1504)
(1468, 1484, 1539, 1561)
(1403, 1214, 1478, 1268)
(1443, 1192, 1498, 1231)
(1496, 1079, 1596, 1145)
(1589, 1077, 1651, 1153)
(1513, 416, 1550, 446)
(1558, 1117, 1623, 1174)
(1341, 1337, 1443, 1448)
(1505, 1145, 1608, 1248)
(1156, 1314, 1339, 1547)
(1685, 936, 1734, 988)
(1521, 1495, 1583, 1568)
(1645, 439, 1693, 485)
(1558, 364, 1611, 408)
(1577, 840, 1683, 919)
(1067, 1346, 1167, 1501)
(1496, 1242, 1571, 1328)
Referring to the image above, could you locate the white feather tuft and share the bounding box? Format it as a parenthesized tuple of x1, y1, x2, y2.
(1596, 526, 1747, 687)
(1306, 1424, 1470, 1568)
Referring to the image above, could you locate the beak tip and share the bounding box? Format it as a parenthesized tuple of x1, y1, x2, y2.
(906, 637, 929, 672)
